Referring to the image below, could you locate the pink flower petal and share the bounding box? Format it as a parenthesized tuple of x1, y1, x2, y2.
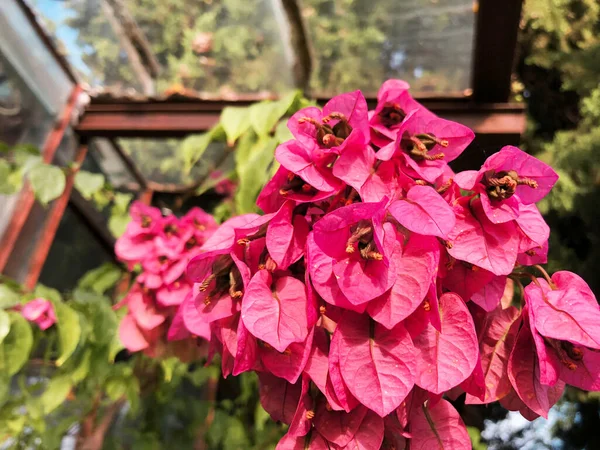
(335, 312, 416, 417)
(388, 185, 456, 238)
(412, 293, 478, 394)
(242, 270, 309, 353)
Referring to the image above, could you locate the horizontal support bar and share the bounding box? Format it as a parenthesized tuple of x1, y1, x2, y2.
(75, 99, 525, 138)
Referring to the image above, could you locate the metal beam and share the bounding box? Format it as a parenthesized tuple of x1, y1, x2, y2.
(75, 98, 526, 139)
(0, 85, 83, 273)
(471, 0, 524, 102)
(24, 143, 89, 289)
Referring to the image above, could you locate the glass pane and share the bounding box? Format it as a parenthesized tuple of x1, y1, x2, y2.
(29, 0, 295, 96)
(38, 206, 114, 292)
(88, 138, 138, 189)
(0, 0, 73, 114)
(303, 0, 476, 95)
(118, 137, 229, 185)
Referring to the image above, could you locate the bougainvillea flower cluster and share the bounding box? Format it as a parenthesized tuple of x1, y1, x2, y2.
(182, 81, 600, 449)
(21, 298, 56, 331)
(115, 203, 218, 358)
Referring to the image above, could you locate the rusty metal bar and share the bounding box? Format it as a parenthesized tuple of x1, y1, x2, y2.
(138, 189, 154, 205)
(75, 98, 525, 138)
(24, 143, 89, 290)
(0, 84, 83, 273)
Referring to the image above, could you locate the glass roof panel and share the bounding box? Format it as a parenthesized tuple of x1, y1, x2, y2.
(302, 0, 476, 95)
(1, 0, 74, 115)
(117, 137, 231, 187)
(29, 0, 295, 96)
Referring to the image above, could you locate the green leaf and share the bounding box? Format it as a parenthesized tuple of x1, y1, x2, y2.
(74, 171, 105, 200)
(72, 290, 117, 345)
(182, 132, 213, 174)
(274, 120, 293, 143)
(235, 138, 278, 213)
(249, 101, 284, 137)
(109, 213, 131, 238)
(29, 164, 66, 205)
(234, 129, 259, 169)
(160, 357, 181, 382)
(54, 302, 82, 366)
(0, 310, 10, 344)
(1, 312, 33, 375)
(14, 152, 42, 171)
(0, 142, 9, 153)
(105, 375, 128, 401)
(12, 143, 40, 156)
(0, 285, 20, 309)
(33, 285, 63, 303)
(113, 192, 133, 214)
(69, 348, 92, 383)
(40, 375, 72, 414)
(77, 263, 122, 294)
(221, 107, 251, 146)
(222, 417, 250, 450)
(0, 160, 16, 195)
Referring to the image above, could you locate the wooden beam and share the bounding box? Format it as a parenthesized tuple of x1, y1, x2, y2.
(471, 0, 524, 102)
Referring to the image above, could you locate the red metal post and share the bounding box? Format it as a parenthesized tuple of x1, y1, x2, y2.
(0, 84, 83, 273)
(24, 143, 88, 290)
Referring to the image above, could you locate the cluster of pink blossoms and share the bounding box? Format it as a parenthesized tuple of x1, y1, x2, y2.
(21, 298, 56, 330)
(115, 203, 218, 359)
(181, 80, 600, 449)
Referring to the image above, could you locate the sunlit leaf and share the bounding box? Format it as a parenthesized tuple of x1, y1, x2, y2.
(74, 171, 105, 200)
(40, 375, 72, 414)
(29, 164, 66, 205)
(0, 310, 10, 345)
(0, 285, 20, 309)
(54, 302, 82, 366)
(235, 137, 277, 213)
(221, 107, 251, 146)
(1, 312, 33, 375)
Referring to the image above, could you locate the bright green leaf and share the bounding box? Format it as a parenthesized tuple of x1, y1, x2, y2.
(249, 101, 283, 137)
(1, 312, 33, 375)
(113, 192, 133, 214)
(69, 348, 92, 383)
(105, 376, 128, 401)
(0, 310, 10, 344)
(182, 133, 213, 174)
(54, 303, 82, 366)
(72, 290, 117, 345)
(40, 375, 72, 414)
(0, 285, 20, 309)
(33, 285, 63, 304)
(221, 107, 251, 146)
(77, 263, 122, 294)
(74, 171, 105, 200)
(274, 120, 293, 143)
(235, 138, 277, 213)
(109, 213, 131, 238)
(29, 164, 66, 205)
(0, 160, 16, 195)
